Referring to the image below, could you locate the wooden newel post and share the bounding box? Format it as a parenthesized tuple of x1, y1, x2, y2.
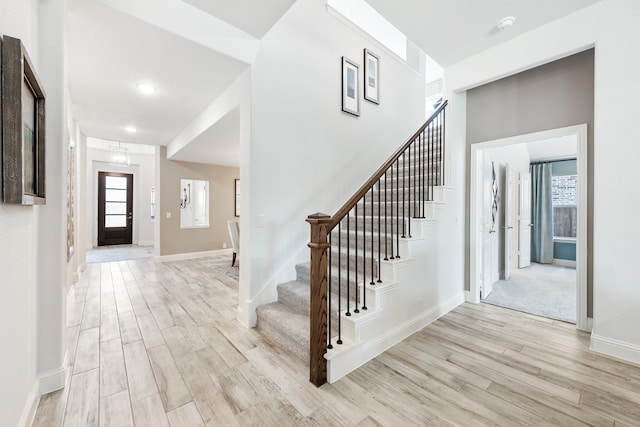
(306, 212, 332, 387)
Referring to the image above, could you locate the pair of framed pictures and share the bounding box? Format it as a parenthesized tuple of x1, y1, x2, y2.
(341, 49, 379, 117)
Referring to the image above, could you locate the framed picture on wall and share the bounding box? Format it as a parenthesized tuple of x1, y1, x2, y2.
(364, 49, 379, 104)
(341, 57, 360, 116)
(235, 179, 240, 217)
(1, 35, 46, 205)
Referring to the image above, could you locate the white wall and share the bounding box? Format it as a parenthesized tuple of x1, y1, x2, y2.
(86, 145, 156, 249)
(241, 0, 426, 325)
(0, 7, 39, 426)
(445, 0, 640, 364)
(0, 1, 68, 426)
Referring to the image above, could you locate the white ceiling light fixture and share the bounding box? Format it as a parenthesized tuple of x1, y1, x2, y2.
(136, 82, 156, 95)
(125, 126, 137, 133)
(497, 16, 516, 31)
(109, 143, 130, 166)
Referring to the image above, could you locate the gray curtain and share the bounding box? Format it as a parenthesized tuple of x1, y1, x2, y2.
(530, 162, 554, 263)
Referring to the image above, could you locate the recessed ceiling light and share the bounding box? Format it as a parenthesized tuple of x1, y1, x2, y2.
(125, 126, 137, 133)
(497, 16, 516, 31)
(136, 83, 156, 95)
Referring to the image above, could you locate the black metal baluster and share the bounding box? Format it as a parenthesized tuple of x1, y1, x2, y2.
(402, 153, 406, 239)
(420, 131, 425, 218)
(432, 118, 435, 200)
(337, 222, 342, 344)
(426, 122, 433, 200)
(409, 140, 416, 226)
(377, 179, 382, 283)
(440, 110, 447, 185)
(384, 172, 388, 261)
(346, 213, 351, 317)
(370, 186, 375, 286)
(327, 233, 333, 349)
(395, 160, 400, 259)
(354, 202, 359, 314)
(390, 164, 394, 259)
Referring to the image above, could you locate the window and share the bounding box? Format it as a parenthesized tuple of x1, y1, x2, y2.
(552, 174, 577, 238)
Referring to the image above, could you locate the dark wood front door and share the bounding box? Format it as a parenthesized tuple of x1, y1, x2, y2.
(98, 172, 133, 246)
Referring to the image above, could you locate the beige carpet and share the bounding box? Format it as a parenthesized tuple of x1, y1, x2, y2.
(482, 262, 576, 323)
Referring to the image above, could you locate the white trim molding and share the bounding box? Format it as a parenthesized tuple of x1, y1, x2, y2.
(469, 124, 588, 330)
(155, 248, 231, 262)
(552, 258, 576, 268)
(591, 333, 640, 366)
(38, 350, 69, 394)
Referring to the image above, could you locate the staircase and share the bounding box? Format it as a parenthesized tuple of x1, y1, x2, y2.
(255, 102, 463, 385)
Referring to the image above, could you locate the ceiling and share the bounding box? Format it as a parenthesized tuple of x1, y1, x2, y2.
(67, 0, 600, 166)
(66, 0, 296, 165)
(364, 0, 602, 67)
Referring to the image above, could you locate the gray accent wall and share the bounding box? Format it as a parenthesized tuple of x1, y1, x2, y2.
(466, 49, 594, 317)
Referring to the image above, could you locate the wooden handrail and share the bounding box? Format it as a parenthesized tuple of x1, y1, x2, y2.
(328, 100, 448, 229)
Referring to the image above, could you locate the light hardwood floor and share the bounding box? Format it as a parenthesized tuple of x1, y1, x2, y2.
(33, 255, 640, 426)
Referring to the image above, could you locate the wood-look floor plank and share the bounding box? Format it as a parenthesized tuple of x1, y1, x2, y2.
(147, 345, 192, 412)
(166, 402, 205, 427)
(131, 393, 170, 427)
(63, 368, 99, 427)
(114, 291, 134, 314)
(74, 327, 100, 374)
(118, 310, 143, 345)
(123, 340, 158, 402)
(100, 310, 120, 343)
(244, 346, 320, 418)
(99, 338, 127, 398)
(99, 390, 134, 427)
(137, 313, 166, 349)
(32, 387, 69, 427)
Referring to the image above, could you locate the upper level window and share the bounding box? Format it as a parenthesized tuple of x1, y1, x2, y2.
(327, 0, 407, 60)
(552, 174, 577, 239)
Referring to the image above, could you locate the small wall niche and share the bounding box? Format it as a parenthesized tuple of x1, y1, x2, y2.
(179, 179, 209, 228)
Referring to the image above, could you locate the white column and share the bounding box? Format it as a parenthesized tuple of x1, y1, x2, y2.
(36, 0, 68, 393)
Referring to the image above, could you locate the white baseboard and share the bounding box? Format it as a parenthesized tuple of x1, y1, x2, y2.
(465, 290, 479, 303)
(155, 248, 231, 262)
(591, 333, 640, 366)
(17, 383, 40, 427)
(552, 258, 576, 268)
(586, 317, 593, 332)
(39, 351, 69, 395)
(137, 240, 154, 247)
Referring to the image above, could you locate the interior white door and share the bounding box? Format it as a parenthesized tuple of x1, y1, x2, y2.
(503, 164, 518, 280)
(519, 172, 532, 268)
(481, 154, 494, 298)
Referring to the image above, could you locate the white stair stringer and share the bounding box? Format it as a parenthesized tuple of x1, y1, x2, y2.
(254, 185, 465, 383)
(325, 186, 464, 383)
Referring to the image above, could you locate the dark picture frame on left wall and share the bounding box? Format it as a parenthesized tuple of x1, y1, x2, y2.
(1, 35, 46, 205)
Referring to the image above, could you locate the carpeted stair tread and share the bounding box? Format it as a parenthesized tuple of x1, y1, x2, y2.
(277, 280, 310, 316)
(256, 302, 309, 362)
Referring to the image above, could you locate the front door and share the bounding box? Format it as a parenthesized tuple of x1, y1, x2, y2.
(98, 172, 133, 246)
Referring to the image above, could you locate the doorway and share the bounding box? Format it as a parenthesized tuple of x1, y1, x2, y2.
(98, 171, 133, 246)
(469, 124, 588, 330)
